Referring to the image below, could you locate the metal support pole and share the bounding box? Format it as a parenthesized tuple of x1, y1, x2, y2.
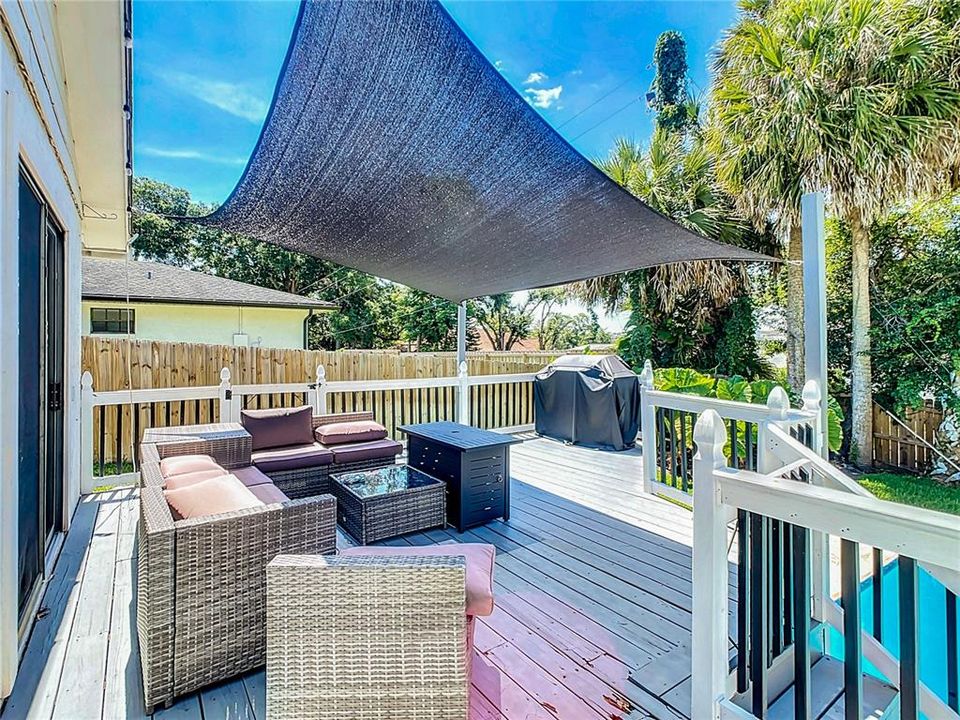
(801, 191, 828, 461)
(457, 301, 467, 367)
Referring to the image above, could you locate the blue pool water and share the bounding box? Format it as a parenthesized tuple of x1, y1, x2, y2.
(825, 562, 959, 709)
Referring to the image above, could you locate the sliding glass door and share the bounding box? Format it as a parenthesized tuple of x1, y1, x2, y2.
(17, 169, 65, 623)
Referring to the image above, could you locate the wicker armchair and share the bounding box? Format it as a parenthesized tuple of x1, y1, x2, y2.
(266, 554, 469, 720)
(137, 437, 337, 712)
(259, 411, 400, 499)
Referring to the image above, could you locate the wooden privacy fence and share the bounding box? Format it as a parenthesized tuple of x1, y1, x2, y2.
(81, 336, 556, 391)
(82, 364, 537, 485)
(872, 401, 949, 474)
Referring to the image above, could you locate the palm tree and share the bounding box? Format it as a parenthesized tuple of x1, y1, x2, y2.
(707, 0, 960, 466)
(580, 130, 752, 318)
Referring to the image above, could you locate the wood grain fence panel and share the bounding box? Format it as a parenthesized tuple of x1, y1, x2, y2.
(872, 401, 944, 474)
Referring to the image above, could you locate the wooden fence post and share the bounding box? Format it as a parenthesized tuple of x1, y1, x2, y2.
(457, 361, 470, 425)
(80, 372, 95, 495)
(313, 365, 327, 415)
(639, 359, 656, 494)
(218, 367, 232, 423)
(692, 409, 730, 720)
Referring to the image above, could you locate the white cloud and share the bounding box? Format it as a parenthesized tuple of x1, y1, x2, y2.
(523, 71, 548, 85)
(524, 85, 563, 109)
(159, 70, 269, 123)
(494, 59, 505, 71)
(140, 147, 248, 165)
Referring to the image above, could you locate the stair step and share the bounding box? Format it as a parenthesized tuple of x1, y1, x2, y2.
(766, 656, 897, 720)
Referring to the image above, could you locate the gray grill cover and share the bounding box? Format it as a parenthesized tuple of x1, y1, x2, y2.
(534, 355, 640, 451)
(199, 0, 769, 302)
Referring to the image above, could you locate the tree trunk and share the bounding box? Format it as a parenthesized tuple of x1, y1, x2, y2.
(785, 223, 805, 392)
(849, 209, 873, 467)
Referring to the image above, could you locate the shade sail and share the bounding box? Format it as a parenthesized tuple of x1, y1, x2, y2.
(200, 0, 768, 302)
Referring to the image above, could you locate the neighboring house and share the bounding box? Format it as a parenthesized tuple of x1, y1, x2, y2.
(82, 258, 335, 349)
(0, 0, 131, 698)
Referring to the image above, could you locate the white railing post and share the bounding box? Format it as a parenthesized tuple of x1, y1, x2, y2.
(639, 359, 656, 493)
(457, 361, 470, 425)
(758, 386, 790, 473)
(691, 409, 730, 720)
(80, 372, 95, 495)
(313, 365, 327, 415)
(218, 367, 233, 423)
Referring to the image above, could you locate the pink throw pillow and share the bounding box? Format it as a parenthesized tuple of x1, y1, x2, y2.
(315, 420, 388, 446)
(159, 454, 222, 478)
(163, 474, 264, 520)
(163, 469, 227, 491)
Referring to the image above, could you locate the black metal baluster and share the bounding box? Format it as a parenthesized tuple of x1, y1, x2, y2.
(841, 539, 862, 720)
(679, 411, 689, 492)
(132, 403, 140, 472)
(745, 422, 755, 471)
(782, 522, 793, 648)
(737, 509, 750, 694)
(793, 524, 811, 720)
(948, 588, 958, 712)
(668, 408, 677, 488)
(872, 548, 883, 642)
(657, 408, 666, 486)
(750, 513, 768, 716)
(771, 520, 782, 658)
(729, 418, 739, 468)
(899, 556, 919, 720)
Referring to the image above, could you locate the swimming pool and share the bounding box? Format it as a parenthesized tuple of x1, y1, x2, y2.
(825, 562, 959, 710)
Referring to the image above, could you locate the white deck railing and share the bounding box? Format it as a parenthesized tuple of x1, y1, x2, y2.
(690, 408, 960, 720)
(80, 362, 536, 493)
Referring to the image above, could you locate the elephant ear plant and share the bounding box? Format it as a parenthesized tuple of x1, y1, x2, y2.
(654, 367, 844, 453)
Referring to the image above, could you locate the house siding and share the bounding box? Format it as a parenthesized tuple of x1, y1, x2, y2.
(81, 300, 312, 349)
(0, 2, 125, 700)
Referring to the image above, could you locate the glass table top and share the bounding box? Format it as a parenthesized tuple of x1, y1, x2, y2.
(334, 464, 442, 499)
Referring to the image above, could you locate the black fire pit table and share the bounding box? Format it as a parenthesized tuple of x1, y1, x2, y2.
(399, 422, 522, 532)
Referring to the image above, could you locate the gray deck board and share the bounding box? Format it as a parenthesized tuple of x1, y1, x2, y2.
(2, 435, 767, 720)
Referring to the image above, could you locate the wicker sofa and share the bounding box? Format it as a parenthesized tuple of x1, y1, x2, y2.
(137, 429, 338, 712)
(249, 410, 402, 499)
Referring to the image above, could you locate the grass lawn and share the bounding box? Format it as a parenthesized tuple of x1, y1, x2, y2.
(858, 472, 960, 516)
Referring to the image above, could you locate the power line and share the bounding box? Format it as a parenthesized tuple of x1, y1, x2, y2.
(324, 297, 454, 338)
(570, 96, 642, 142)
(555, 78, 635, 130)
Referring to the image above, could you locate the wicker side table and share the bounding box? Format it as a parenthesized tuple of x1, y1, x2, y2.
(331, 465, 446, 544)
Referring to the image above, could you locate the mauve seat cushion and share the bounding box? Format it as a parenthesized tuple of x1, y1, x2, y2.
(232, 465, 275, 488)
(329, 438, 402, 464)
(241, 405, 314, 451)
(159, 454, 222, 478)
(339, 544, 496, 616)
(163, 474, 263, 520)
(251, 442, 334, 473)
(163, 469, 228, 491)
(315, 420, 388, 446)
(248, 482, 290, 504)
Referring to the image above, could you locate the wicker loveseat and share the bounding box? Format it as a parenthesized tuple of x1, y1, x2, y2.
(246, 410, 403, 499)
(137, 429, 338, 712)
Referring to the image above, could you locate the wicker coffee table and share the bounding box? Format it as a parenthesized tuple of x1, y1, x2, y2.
(331, 465, 446, 544)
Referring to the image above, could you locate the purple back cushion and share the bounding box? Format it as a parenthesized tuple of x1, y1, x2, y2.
(315, 420, 388, 446)
(241, 405, 314, 451)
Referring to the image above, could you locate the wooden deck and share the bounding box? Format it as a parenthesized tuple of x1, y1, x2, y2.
(3, 436, 725, 720)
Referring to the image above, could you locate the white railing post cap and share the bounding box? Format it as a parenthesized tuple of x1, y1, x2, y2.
(219, 367, 231, 384)
(639, 359, 654, 388)
(315, 365, 326, 384)
(81, 370, 93, 391)
(458, 361, 468, 378)
(766, 385, 790, 419)
(693, 409, 728, 468)
(802, 379, 821, 412)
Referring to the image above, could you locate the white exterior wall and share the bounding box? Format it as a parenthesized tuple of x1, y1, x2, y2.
(0, 2, 123, 699)
(81, 301, 312, 349)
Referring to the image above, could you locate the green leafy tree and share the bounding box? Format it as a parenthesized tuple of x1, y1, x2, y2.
(708, 0, 960, 466)
(472, 294, 535, 350)
(538, 311, 610, 351)
(649, 31, 696, 133)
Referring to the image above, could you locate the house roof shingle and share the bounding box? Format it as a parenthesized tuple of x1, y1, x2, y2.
(81, 257, 336, 310)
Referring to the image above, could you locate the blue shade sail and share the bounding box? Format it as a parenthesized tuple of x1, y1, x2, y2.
(200, 0, 769, 301)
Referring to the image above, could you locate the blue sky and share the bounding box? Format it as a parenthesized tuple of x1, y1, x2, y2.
(133, 0, 738, 205)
